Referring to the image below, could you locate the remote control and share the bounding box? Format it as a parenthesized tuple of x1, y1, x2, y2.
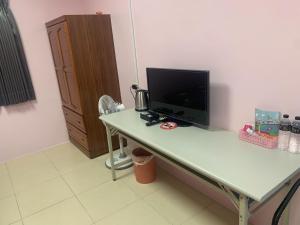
(145, 117, 166, 127)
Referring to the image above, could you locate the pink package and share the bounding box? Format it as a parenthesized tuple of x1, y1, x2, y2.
(239, 130, 278, 149)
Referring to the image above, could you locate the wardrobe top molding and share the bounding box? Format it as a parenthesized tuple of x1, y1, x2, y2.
(46, 14, 110, 27)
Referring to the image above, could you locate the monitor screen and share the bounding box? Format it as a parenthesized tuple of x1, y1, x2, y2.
(147, 68, 209, 127)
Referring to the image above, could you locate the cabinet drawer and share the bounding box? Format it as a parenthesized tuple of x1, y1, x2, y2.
(63, 107, 86, 132)
(66, 123, 88, 149)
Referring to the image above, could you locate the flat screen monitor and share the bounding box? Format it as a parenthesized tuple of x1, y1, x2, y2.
(147, 68, 209, 127)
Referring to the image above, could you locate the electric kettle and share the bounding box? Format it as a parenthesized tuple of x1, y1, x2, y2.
(131, 85, 149, 112)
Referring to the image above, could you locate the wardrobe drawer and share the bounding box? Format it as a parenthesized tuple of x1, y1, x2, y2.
(63, 107, 86, 132)
(66, 123, 88, 149)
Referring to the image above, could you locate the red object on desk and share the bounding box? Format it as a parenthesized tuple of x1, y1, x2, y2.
(160, 122, 177, 130)
(243, 124, 253, 132)
(239, 129, 278, 149)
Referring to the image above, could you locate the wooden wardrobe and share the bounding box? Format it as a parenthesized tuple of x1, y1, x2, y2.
(46, 15, 121, 158)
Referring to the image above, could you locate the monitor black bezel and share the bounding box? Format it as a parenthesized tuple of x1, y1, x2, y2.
(146, 67, 210, 128)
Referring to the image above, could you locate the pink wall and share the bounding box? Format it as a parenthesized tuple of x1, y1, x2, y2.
(86, 1, 300, 225)
(0, 0, 90, 162)
(85, 0, 137, 108)
(132, 0, 300, 131)
(1, 0, 299, 224)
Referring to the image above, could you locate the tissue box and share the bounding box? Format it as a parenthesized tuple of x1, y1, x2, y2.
(239, 129, 278, 149)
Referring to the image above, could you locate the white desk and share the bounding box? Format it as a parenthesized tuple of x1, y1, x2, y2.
(100, 109, 300, 225)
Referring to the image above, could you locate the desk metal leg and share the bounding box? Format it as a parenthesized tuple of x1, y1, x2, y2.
(239, 194, 249, 225)
(105, 126, 116, 181)
(281, 183, 291, 225)
(118, 135, 125, 158)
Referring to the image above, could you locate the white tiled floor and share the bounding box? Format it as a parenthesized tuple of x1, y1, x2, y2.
(0, 143, 239, 225)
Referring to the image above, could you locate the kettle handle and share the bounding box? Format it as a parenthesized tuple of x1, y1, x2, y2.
(130, 84, 137, 100)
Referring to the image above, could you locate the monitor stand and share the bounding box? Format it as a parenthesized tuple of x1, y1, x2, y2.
(164, 117, 192, 127)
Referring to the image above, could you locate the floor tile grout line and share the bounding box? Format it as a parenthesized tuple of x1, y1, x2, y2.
(95, 200, 139, 224)
(136, 174, 175, 224)
(60, 172, 95, 223)
(58, 157, 129, 196)
(0, 170, 14, 200)
(4, 163, 23, 223)
(58, 157, 108, 176)
(43, 148, 78, 196)
(61, 159, 114, 195)
(42, 143, 94, 175)
(4, 174, 214, 225)
(58, 159, 116, 196)
(138, 175, 214, 225)
(2, 146, 226, 225)
(90, 194, 142, 224)
(181, 197, 215, 225)
(0, 194, 15, 201)
(117, 174, 162, 199)
(142, 195, 175, 225)
(113, 168, 202, 225)
(3, 142, 71, 166)
(36, 145, 130, 224)
(4, 162, 20, 195)
(132, 170, 182, 225)
(67, 168, 143, 225)
(8, 220, 23, 225)
(41, 149, 64, 174)
(45, 157, 100, 177)
(59, 159, 141, 223)
(5, 151, 61, 194)
(11, 174, 63, 195)
(70, 178, 113, 196)
(3, 147, 75, 224)
(9, 148, 78, 221)
(19, 196, 74, 221)
(2, 144, 91, 224)
(141, 198, 174, 225)
(178, 203, 212, 225)
(76, 179, 141, 224)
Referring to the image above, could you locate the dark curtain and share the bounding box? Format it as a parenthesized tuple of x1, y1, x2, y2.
(0, 0, 35, 106)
